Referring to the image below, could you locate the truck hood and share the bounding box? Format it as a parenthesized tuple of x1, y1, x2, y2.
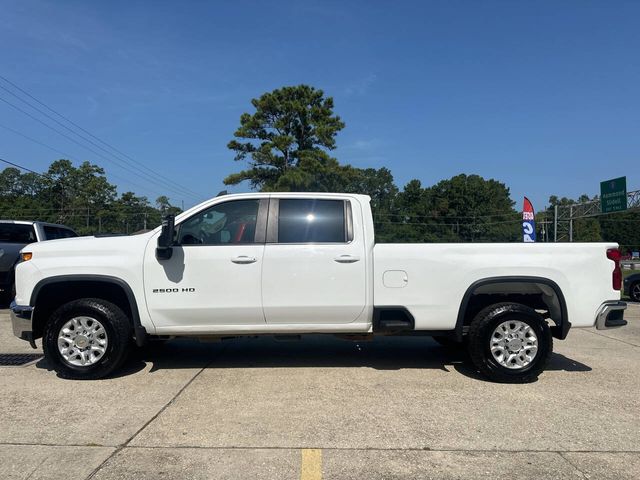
(25, 232, 155, 257)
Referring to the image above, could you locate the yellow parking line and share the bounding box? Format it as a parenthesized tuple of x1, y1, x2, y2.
(300, 448, 322, 480)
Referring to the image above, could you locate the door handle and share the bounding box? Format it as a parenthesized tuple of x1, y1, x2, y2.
(334, 255, 360, 263)
(231, 255, 257, 264)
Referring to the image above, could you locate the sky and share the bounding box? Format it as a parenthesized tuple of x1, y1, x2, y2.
(1, 0, 639, 210)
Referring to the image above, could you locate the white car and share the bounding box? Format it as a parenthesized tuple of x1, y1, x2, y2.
(11, 192, 627, 382)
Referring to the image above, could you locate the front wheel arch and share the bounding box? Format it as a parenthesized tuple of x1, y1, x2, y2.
(31, 276, 146, 345)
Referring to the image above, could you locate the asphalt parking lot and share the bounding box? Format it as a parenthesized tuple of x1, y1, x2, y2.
(1, 305, 639, 480)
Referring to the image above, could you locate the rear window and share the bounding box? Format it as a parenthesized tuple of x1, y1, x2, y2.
(43, 226, 78, 240)
(0, 224, 37, 243)
(278, 199, 346, 243)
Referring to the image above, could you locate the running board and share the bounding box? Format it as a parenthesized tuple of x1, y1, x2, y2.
(373, 307, 415, 332)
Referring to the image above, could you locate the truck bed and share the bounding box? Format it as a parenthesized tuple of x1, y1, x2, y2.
(373, 242, 619, 330)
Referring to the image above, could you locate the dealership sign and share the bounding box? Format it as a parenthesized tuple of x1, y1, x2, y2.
(522, 197, 536, 243)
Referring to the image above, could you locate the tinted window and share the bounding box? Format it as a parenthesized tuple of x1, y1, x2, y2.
(278, 199, 346, 243)
(43, 226, 78, 240)
(179, 199, 260, 245)
(0, 224, 37, 243)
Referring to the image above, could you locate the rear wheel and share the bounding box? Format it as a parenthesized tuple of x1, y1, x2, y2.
(630, 282, 640, 302)
(467, 302, 552, 383)
(43, 298, 132, 380)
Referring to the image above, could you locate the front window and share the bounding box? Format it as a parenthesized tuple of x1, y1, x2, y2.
(178, 199, 260, 245)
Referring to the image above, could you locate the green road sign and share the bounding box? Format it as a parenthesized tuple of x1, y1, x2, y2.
(600, 176, 627, 213)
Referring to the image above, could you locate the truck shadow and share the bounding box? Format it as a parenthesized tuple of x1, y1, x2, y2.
(60, 334, 591, 382)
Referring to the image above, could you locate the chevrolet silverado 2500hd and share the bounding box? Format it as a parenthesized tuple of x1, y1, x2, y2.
(10, 192, 627, 382)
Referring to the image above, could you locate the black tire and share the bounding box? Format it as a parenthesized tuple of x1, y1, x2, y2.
(43, 298, 132, 380)
(630, 281, 640, 302)
(467, 302, 552, 383)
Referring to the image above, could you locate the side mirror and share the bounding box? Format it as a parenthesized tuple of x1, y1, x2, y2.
(156, 215, 175, 260)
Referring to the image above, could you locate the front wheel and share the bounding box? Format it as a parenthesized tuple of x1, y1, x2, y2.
(43, 298, 132, 380)
(467, 302, 552, 383)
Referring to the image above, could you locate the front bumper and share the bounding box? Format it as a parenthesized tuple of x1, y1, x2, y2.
(595, 301, 627, 330)
(10, 301, 36, 348)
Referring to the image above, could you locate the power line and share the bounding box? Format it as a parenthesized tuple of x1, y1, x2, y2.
(0, 88, 200, 200)
(0, 157, 46, 177)
(375, 219, 522, 227)
(0, 123, 179, 199)
(374, 211, 521, 220)
(0, 94, 200, 201)
(0, 75, 205, 200)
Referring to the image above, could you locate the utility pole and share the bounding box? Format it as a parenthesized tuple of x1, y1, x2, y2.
(554, 205, 558, 242)
(569, 205, 574, 242)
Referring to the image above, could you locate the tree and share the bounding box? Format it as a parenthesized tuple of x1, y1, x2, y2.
(225, 85, 345, 191)
(427, 174, 518, 242)
(599, 210, 640, 254)
(0, 159, 179, 235)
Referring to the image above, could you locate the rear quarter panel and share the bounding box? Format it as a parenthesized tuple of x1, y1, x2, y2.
(374, 243, 619, 330)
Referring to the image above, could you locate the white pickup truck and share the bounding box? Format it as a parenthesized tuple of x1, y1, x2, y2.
(11, 192, 627, 382)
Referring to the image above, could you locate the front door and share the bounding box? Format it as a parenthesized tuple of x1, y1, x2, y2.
(261, 197, 367, 324)
(143, 198, 268, 330)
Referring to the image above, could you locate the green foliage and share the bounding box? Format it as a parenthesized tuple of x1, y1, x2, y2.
(600, 210, 640, 253)
(225, 85, 345, 191)
(377, 175, 519, 243)
(224, 85, 523, 243)
(0, 160, 181, 235)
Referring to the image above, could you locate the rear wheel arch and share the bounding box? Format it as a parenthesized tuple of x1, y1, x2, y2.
(455, 276, 569, 340)
(30, 275, 146, 345)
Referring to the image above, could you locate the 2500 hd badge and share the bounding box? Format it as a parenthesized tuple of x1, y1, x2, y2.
(152, 288, 196, 293)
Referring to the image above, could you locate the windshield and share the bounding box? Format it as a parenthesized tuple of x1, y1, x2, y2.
(0, 223, 37, 244)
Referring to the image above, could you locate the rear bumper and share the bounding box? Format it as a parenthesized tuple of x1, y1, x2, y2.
(10, 300, 36, 347)
(595, 301, 627, 330)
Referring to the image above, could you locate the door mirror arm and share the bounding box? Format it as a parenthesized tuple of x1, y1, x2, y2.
(156, 215, 175, 260)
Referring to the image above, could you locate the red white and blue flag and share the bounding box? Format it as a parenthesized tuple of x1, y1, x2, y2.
(522, 197, 536, 243)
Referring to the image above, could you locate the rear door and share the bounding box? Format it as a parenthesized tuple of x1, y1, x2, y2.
(261, 197, 367, 324)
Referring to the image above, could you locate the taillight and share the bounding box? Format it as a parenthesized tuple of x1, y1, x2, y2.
(607, 248, 622, 291)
